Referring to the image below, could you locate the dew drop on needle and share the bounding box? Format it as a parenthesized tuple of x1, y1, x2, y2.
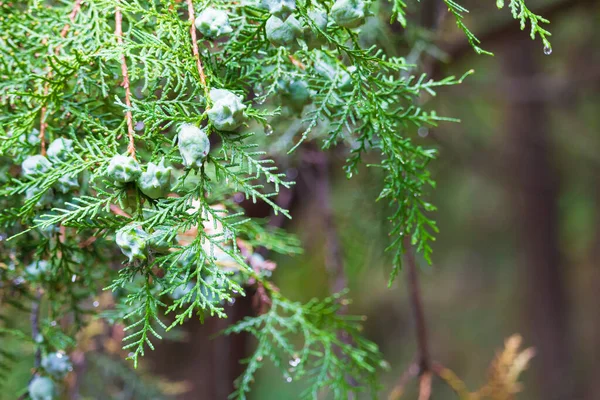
(264, 124, 273, 136)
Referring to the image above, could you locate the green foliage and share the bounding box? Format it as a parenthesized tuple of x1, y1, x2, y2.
(443, 0, 494, 55)
(0, 0, 551, 398)
(224, 293, 383, 399)
(390, 0, 552, 55)
(501, 0, 552, 52)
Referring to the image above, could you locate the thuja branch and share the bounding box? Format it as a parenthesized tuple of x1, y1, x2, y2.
(0, 0, 553, 397)
(31, 290, 43, 369)
(60, 0, 82, 37)
(38, 0, 82, 155)
(115, 5, 136, 159)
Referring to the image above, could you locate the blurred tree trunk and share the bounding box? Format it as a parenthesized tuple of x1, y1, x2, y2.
(587, 181, 600, 399)
(300, 147, 347, 294)
(501, 36, 574, 399)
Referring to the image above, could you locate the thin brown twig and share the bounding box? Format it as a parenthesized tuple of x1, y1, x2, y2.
(388, 239, 433, 399)
(288, 55, 306, 70)
(31, 290, 43, 369)
(39, 104, 48, 155)
(404, 236, 431, 373)
(78, 235, 98, 249)
(388, 362, 419, 400)
(109, 204, 132, 219)
(61, 0, 82, 37)
(39, 0, 82, 155)
(237, 239, 275, 314)
(115, 6, 136, 159)
(431, 362, 471, 399)
(185, 0, 208, 90)
(253, 283, 272, 315)
(418, 372, 432, 400)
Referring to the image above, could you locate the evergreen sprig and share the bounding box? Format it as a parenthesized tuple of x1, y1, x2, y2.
(501, 0, 552, 52)
(0, 0, 551, 398)
(224, 293, 383, 399)
(442, 0, 552, 55)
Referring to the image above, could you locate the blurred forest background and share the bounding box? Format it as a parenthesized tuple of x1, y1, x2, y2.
(3, 0, 600, 399)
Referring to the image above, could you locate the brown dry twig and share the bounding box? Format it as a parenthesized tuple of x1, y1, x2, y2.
(288, 55, 306, 70)
(185, 0, 208, 91)
(388, 238, 433, 399)
(109, 204, 132, 219)
(238, 238, 278, 314)
(431, 362, 471, 399)
(115, 5, 136, 159)
(388, 362, 419, 400)
(418, 372, 432, 400)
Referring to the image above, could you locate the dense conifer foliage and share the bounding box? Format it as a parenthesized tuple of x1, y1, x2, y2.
(0, 0, 550, 398)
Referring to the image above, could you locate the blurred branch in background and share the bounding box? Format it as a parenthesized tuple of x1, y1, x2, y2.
(501, 33, 574, 399)
(301, 148, 347, 295)
(388, 239, 433, 400)
(30, 290, 42, 370)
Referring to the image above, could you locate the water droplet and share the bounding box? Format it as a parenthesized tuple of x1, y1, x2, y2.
(289, 357, 300, 367)
(286, 376, 292, 383)
(254, 83, 264, 97)
(134, 121, 145, 131)
(264, 124, 273, 136)
(257, 356, 263, 362)
(93, 301, 100, 308)
(127, 352, 134, 358)
(50, 321, 57, 327)
(543, 45, 552, 55)
(228, 298, 236, 305)
(233, 193, 245, 203)
(71, 274, 77, 282)
(418, 127, 429, 138)
(56, 353, 64, 359)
